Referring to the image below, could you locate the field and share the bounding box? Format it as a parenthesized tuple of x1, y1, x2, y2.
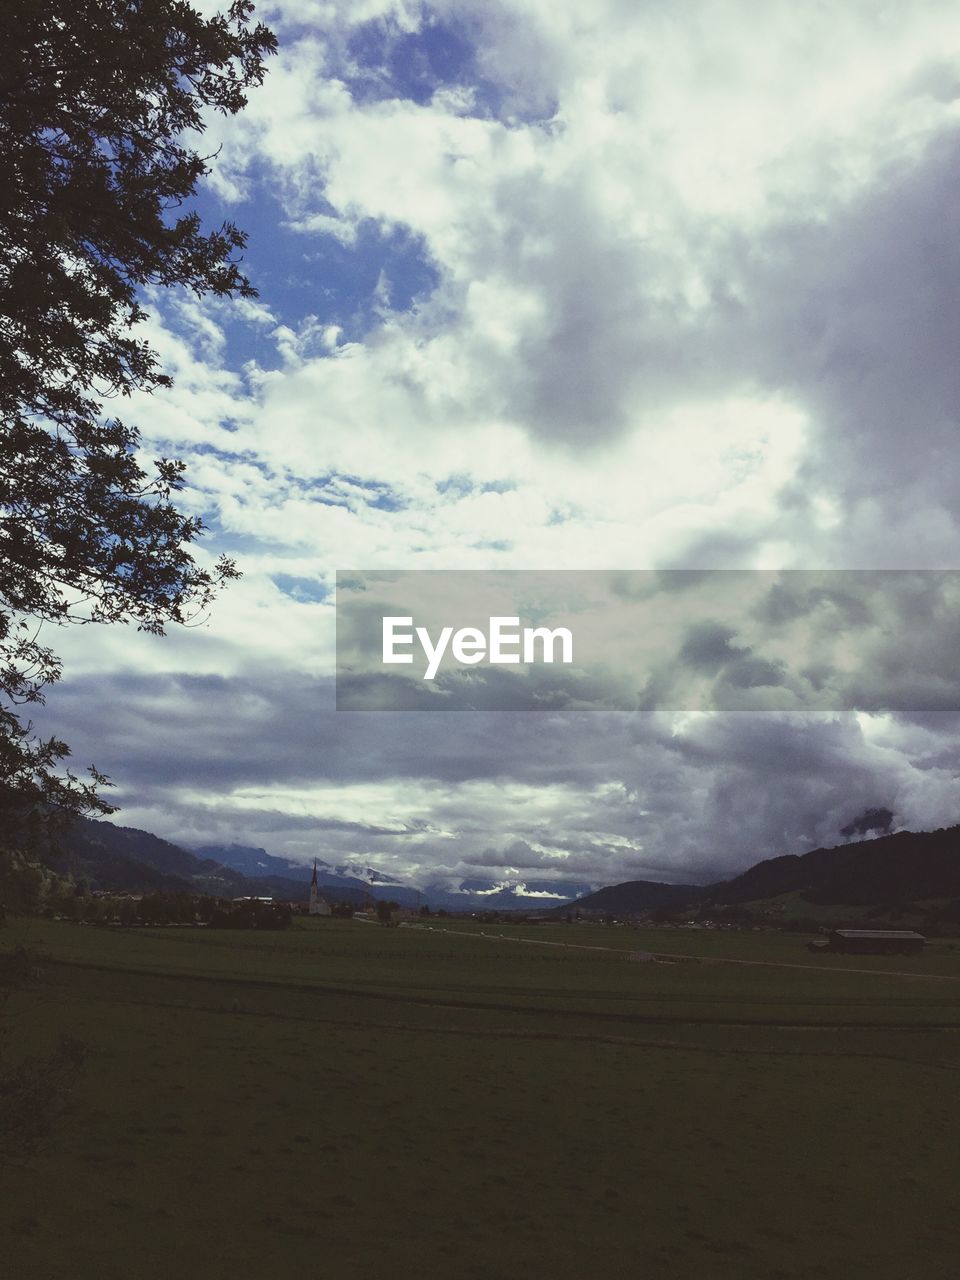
(4, 916, 960, 1280)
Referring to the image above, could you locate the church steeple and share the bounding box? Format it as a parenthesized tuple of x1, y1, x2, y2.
(308, 858, 328, 915)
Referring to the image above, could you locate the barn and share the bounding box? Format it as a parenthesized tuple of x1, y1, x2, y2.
(808, 929, 927, 956)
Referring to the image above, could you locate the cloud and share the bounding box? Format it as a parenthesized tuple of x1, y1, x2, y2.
(31, 1, 960, 889)
(36, 661, 960, 889)
(840, 806, 895, 838)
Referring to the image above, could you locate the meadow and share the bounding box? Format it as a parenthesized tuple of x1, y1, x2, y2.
(4, 915, 960, 1280)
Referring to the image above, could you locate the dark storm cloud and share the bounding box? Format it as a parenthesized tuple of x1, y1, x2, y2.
(731, 129, 960, 552)
(38, 565, 960, 884)
(38, 670, 641, 790)
(679, 623, 747, 671)
(465, 835, 702, 883)
(336, 663, 622, 712)
(840, 806, 895, 838)
(338, 570, 960, 714)
(37, 654, 960, 883)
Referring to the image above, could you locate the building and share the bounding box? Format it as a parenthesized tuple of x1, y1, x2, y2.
(308, 859, 331, 917)
(807, 929, 927, 955)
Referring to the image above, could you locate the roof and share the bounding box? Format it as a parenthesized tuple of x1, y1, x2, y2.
(831, 929, 926, 940)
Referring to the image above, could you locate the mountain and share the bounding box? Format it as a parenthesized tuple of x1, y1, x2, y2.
(197, 844, 587, 911)
(45, 843, 197, 895)
(330, 862, 407, 888)
(193, 844, 312, 881)
(40, 815, 960, 923)
(45, 820, 578, 910)
(47, 819, 373, 905)
(564, 825, 960, 919)
(429, 878, 590, 911)
(197, 843, 409, 903)
(51, 818, 246, 897)
(554, 879, 703, 915)
(703, 826, 960, 907)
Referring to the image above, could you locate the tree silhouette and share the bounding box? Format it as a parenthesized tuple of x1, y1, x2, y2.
(0, 1, 276, 842)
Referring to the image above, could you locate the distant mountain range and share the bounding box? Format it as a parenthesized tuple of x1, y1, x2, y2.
(41, 823, 589, 911)
(196, 843, 591, 911)
(193, 843, 404, 900)
(40, 816, 960, 924)
(48, 821, 372, 906)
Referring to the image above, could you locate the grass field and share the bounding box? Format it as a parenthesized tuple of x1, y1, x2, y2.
(4, 916, 960, 1280)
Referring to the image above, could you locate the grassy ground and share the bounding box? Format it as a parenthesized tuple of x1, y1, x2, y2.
(4, 917, 960, 1279)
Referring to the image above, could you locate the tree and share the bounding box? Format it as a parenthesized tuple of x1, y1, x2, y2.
(0, 848, 45, 914)
(0, 1, 277, 843)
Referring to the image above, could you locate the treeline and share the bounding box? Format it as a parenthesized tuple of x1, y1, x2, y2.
(0, 853, 294, 930)
(52, 891, 292, 930)
(688, 898, 960, 937)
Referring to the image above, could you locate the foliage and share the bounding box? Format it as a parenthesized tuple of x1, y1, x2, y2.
(0, 0, 277, 838)
(0, 845, 74, 916)
(209, 899, 291, 930)
(0, 849, 44, 916)
(135, 889, 203, 925)
(376, 899, 396, 926)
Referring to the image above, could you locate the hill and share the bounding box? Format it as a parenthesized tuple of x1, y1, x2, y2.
(41, 817, 960, 925)
(566, 826, 960, 924)
(33, 821, 584, 912)
(48, 818, 238, 897)
(44, 818, 373, 906)
(193, 843, 313, 881)
(198, 845, 587, 912)
(198, 843, 410, 903)
(704, 826, 960, 907)
(555, 879, 703, 915)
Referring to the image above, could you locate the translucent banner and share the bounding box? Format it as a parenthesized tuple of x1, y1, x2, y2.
(335, 570, 960, 712)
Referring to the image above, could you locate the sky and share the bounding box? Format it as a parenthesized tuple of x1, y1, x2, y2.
(36, 0, 960, 891)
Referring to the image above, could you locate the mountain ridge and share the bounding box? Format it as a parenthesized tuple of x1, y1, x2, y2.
(45, 819, 373, 906)
(566, 825, 960, 917)
(37, 815, 960, 923)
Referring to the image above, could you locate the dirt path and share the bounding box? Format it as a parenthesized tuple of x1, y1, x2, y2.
(412, 923, 960, 982)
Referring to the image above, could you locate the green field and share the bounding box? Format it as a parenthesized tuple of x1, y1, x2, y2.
(4, 916, 960, 1280)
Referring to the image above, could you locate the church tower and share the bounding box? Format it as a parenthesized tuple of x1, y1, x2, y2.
(308, 859, 329, 916)
(312, 855, 323, 916)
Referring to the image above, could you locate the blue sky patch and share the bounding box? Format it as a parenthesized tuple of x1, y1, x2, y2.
(270, 574, 331, 604)
(187, 173, 439, 372)
(345, 9, 500, 114)
(436, 475, 516, 499)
